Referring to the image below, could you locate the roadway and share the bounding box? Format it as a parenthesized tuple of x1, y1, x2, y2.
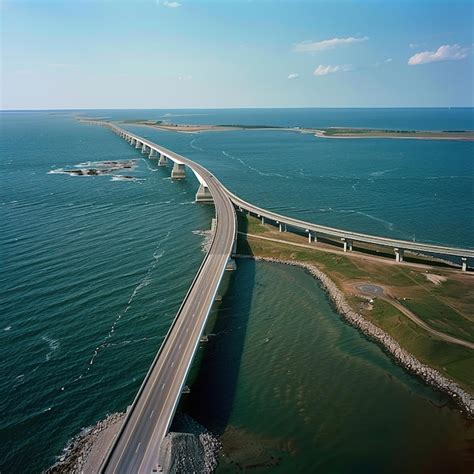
(98, 124, 236, 473)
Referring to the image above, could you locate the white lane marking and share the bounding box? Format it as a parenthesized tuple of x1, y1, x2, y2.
(149, 410, 155, 420)
(171, 361, 175, 368)
(135, 442, 141, 454)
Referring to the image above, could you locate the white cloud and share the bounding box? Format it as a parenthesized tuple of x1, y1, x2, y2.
(294, 36, 368, 53)
(384, 58, 393, 63)
(287, 73, 299, 80)
(408, 44, 468, 65)
(159, 1, 181, 7)
(313, 64, 352, 76)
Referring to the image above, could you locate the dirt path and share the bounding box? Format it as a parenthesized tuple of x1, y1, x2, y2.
(354, 283, 474, 350)
(240, 231, 446, 271)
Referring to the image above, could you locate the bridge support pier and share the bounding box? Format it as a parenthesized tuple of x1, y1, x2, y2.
(135, 141, 142, 149)
(307, 230, 317, 243)
(225, 258, 237, 271)
(131, 138, 136, 146)
(141, 144, 148, 154)
(195, 184, 213, 203)
(158, 154, 168, 166)
(394, 248, 404, 262)
(171, 162, 186, 179)
(461, 257, 467, 272)
(261, 216, 265, 225)
(278, 222, 282, 232)
(149, 149, 157, 158)
(342, 239, 353, 252)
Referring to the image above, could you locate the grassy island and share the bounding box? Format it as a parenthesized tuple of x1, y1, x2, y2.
(315, 128, 474, 141)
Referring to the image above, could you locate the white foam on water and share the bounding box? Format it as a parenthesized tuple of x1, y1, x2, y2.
(4, 326, 11, 331)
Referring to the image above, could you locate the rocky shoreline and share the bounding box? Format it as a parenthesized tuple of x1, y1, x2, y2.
(45, 412, 125, 473)
(238, 255, 474, 418)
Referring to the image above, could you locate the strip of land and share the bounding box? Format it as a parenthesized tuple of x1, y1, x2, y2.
(119, 119, 474, 141)
(314, 127, 474, 141)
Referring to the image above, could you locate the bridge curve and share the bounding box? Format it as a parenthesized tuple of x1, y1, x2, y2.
(82, 119, 472, 473)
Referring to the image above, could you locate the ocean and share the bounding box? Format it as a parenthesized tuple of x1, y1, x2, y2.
(1, 108, 472, 472)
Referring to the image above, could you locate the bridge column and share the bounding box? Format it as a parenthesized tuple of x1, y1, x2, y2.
(278, 222, 282, 232)
(394, 248, 404, 262)
(195, 184, 213, 203)
(141, 144, 148, 154)
(149, 149, 157, 158)
(342, 239, 353, 252)
(171, 162, 186, 179)
(158, 154, 168, 167)
(135, 140, 142, 149)
(130, 138, 136, 146)
(461, 257, 467, 272)
(261, 216, 265, 225)
(225, 258, 237, 271)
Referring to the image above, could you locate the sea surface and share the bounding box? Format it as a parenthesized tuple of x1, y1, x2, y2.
(1, 109, 473, 472)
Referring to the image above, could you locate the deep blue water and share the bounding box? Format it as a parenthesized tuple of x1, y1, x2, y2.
(1, 109, 473, 472)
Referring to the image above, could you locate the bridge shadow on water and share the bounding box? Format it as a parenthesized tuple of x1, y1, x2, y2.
(178, 218, 256, 436)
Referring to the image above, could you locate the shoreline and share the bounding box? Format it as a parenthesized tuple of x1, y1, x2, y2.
(236, 254, 474, 418)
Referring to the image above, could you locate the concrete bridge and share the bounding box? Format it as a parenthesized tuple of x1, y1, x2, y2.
(82, 120, 473, 473)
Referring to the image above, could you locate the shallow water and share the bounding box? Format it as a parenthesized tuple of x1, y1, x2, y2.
(1, 109, 473, 472)
(188, 260, 473, 473)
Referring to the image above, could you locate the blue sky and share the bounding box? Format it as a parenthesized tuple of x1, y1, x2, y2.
(1, 0, 472, 109)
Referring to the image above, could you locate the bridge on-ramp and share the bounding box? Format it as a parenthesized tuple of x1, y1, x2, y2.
(83, 120, 473, 473)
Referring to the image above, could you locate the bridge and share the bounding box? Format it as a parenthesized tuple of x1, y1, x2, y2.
(82, 120, 473, 473)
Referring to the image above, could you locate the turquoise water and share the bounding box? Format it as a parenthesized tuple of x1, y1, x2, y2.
(1, 110, 473, 472)
(122, 124, 474, 248)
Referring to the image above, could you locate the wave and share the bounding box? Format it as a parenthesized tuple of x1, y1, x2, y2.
(110, 175, 144, 183)
(369, 169, 397, 177)
(221, 150, 290, 179)
(190, 138, 205, 152)
(41, 335, 60, 361)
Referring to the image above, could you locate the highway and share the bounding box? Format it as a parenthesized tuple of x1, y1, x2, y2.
(86, 119, 472, 473)
(96, 123, 237, 473)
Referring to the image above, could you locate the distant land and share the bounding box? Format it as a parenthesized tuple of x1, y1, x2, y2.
(119, 119, 474, 141)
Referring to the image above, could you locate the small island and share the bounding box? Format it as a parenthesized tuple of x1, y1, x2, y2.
(314, 127, 474, 141)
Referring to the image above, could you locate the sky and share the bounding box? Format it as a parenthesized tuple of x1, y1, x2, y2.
(1, 0, 473, 109)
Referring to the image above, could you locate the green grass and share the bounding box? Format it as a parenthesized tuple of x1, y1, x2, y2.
(402, 299, 474, 342)
(363, 300, 474, 392)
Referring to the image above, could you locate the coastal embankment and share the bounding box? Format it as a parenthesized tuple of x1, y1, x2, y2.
(237, 255, 474, 418)
(45, 413, 221, 473)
